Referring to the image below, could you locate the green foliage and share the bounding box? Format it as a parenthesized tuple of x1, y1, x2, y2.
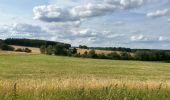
(46, 45, 54, 55)
(107, 52, 120, 60)
(0, 43, 14, 51)
(40, 45, 46, 54)
(53, 43, 68, 55)
(4, 38, 71, 48)
(79, 45, 89, 49)
(88, 49, 98, 58)
(120, 52, 132, 60)
(72, 48, 77, 54)
(15, 48, 32, 53)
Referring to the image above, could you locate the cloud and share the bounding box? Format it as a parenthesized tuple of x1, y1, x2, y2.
(146, 8, 169, 17)
(159, 36, 170, 41)
(105, 0, 144, 9)
(0, 23, 51, 39)
(33, 0, 147, 22)
(168, 18, 170, 22)
(131, 35, 144, 41)
(130, 34, 161, 42)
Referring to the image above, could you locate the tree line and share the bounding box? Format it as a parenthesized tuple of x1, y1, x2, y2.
(40, 44, 170, 62)
(79, 50, 170, 61)
(1, 38, 170, 62)
(4, 38, 71, 48)
(0, 40, 14, 51)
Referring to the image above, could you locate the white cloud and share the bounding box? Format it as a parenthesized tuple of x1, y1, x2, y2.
(168, 18, 170, 22)
(131, 35, 144, 41)
(33, 0, 147, 22)
(159, 36, 170, 41)
(105, 0, 144, 9)
(147, 8, 169, 17)
(0, 23, 51, 39)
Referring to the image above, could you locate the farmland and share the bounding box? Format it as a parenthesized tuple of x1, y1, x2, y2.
(0, 54, 170, 99)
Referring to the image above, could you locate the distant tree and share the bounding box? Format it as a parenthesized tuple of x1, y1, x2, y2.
(40, 45, 46, 54)
(72, 48, 77, 54)
(84, 51, 88, 55)
(0, 43, 14, 51)
(53, 43, 68, 55)
(24, 48, 32, 53)
(98, 53, 107, 59)
(15, 48, 23, 52)
(79, 45, 88, 49)
(46, 45, 54, 55)
(88, 49, 98, 58)
(107, 52, 120, 60)
(120, 52, 132, 60)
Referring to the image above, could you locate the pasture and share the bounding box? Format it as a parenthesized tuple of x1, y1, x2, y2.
(0, 54, 170, 99)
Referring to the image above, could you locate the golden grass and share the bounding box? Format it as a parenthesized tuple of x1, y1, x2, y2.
(11, 45, 40, 54)
(0, 50, 29, 56)
(0, 78, 169, 92)
(0, 45, 40, 55)
(77, 48, 114, 55)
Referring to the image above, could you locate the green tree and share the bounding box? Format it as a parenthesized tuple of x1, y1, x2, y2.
(88, 49, 98, 58)
(40, 45, 46, 54)
(107, 52, 120, 60)
(46, 45, 54, 55)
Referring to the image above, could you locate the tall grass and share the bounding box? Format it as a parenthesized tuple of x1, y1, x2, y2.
(0, 79, 170, 100)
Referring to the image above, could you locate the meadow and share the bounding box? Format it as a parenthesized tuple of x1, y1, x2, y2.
(0, 54, 170, 100)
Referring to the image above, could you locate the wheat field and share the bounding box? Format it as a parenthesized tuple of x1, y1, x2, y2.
(0, 54, 170, 99)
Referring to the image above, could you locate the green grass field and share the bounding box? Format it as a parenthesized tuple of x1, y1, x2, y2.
(0, 54, 170, 100)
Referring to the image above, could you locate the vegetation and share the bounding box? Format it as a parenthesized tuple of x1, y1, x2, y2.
(0, 41, 14, 51)
(79, 45, 89, 49)
(4, 38, 71, 48)
(75, 49, 170, 61)
(15, 48, 32, 53)
(0, 55, 170, 99)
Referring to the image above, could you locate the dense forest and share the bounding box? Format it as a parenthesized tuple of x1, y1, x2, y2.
(4, 38, 71, 48)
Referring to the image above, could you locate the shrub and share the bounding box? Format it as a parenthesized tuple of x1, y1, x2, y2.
(0, 43, 14, 51)
(24, 48, 32, 53)
(107, 52, 120, 60)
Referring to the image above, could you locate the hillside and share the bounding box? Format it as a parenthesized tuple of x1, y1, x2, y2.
(0, 54, 170, 99)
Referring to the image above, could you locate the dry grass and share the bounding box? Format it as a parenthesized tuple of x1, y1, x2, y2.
(77, 48, 115, 55)
(0, 78, 169, 92)
(11, 45, 40, 54)
(0, 50, 29, 56)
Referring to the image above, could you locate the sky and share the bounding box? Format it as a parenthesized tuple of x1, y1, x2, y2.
(0, 0, 170, 49)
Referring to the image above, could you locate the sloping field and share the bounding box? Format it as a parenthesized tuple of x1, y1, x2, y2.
(0, 55, 170, 99)
(0, 54, 170, 80)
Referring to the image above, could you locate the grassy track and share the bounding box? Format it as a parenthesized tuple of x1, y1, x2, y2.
(0, 54, 170, 99)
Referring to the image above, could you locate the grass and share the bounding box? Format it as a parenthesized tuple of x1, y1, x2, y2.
(0, 54, 170, 99)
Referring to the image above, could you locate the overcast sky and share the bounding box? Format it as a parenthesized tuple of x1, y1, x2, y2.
(0, 0, 170, 49)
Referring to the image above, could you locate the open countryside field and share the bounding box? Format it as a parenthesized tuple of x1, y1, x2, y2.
(0, 54, 170, 99)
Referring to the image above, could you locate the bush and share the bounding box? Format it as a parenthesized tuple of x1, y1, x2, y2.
(88, 49, 98, 58)
(107, 52, 120, 60)
(0, 43, 14, 51)
(24, 48, 32, 53)
(120, 52, 132, 60)
(40, 45, 46, 54)
(15, 48, 32, 53)
(15, 48, 23, 52)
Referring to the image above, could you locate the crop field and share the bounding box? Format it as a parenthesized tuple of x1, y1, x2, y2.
(77, 48, 114, 55)
(0, 54, 170, 100)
